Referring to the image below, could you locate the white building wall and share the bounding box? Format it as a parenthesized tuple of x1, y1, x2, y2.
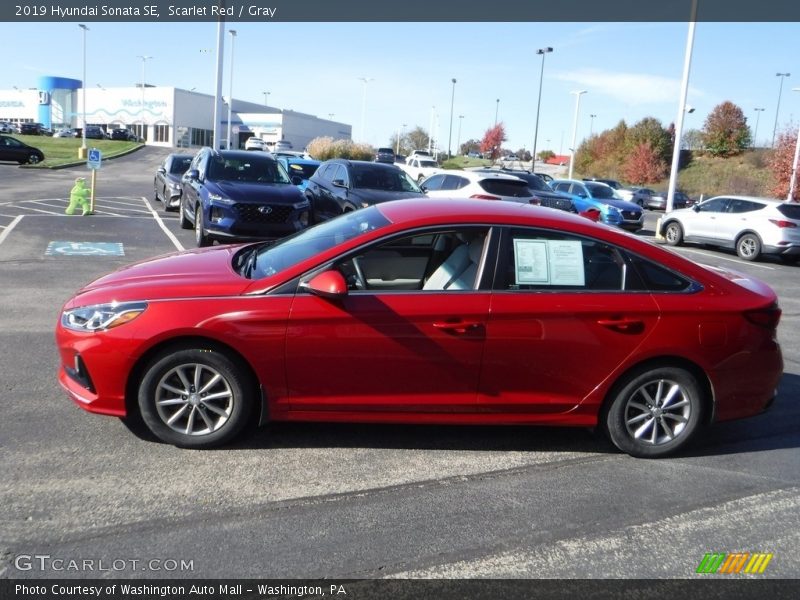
(0, 90, 40, 124)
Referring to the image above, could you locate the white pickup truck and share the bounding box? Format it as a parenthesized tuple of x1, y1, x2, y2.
(400, 155, 441, 183)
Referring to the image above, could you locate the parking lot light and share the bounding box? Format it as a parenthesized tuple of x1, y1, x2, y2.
(787, 88, 800, 201)
(567, 90, 587, 180)
(447, 78, 457, 159)
(137, 55, 153, 143)
(753, 108, 765, 149)
(532, 46, 553, 169)
(772, 73, 791, 148)
(227, 30, 237, 150)
(357, 77, 374, 143)
(78, 24, 89, 158)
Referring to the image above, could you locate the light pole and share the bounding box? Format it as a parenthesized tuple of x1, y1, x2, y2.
(531, 46, 552, 169)
(226, 29, 237, 150)
(457, 115, 464, 156)
(447, 78, 457, 158)
(396, 123, 407, 155)
(79, 24, 89, 157)
(328, 113, 335, 120)
(788, 88, 800, 201)
(665, 0, 697, 213)
(357, 76, 373, 143)
(589, 114, 597, 136)
(494, 98, 499, 127)
(428, 105, 435, 153)
(772, 73, 790, 148)
(137, 55, 153, 142)
(753, 107, 765, 148)
(263, 91, 269, 106)
(568, 90, 587, 180)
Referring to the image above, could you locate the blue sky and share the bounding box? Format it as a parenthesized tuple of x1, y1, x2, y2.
(5, 21, 800, 152)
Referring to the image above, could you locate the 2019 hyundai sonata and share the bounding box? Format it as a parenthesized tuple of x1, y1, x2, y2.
(56, 199, 783, 457)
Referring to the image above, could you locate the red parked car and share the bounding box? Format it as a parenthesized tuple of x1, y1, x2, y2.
(56, 199, 783, 457)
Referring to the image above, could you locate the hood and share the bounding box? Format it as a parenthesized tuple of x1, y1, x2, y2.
(211, 180, 306, 204)
(602, 198, 642, 211)
(66, 246, 250, 308)
(353, 190, 426, 203)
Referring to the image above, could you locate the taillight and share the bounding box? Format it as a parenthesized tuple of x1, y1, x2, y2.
(530, 195, 542, 205)
(744, 304, 782, 329)
(470, 194, 502, 200)
(768, 219, 798, 228)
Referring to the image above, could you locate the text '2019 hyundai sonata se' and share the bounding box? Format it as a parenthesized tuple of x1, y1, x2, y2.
(56, 199, 783, 457)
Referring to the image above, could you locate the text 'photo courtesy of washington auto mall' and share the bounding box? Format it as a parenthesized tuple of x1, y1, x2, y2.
(1, 1, 799, 598)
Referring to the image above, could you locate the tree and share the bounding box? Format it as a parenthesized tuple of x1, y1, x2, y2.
(460, 138, 481, 156)
(768, 124, 799, 201)
(702, 101, 751, 157)
(622, 142, 668, 184)
(538, 150, 555, 162)
(479, 123, 507, 160)
(405, 126, 431, 154)
(626, 117, 672, 164)
(682, 128, 704, 151)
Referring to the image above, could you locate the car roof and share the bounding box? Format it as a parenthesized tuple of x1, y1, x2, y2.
(326, 159, 401, 170)
(705, 195, 784, 204)
(433, 169, 524, 182)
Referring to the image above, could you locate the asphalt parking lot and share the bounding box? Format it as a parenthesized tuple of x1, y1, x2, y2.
(1, 149, 798, 581)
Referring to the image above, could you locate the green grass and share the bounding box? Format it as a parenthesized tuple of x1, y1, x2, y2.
(440, 156, 493, 170)
(13, 135, 142, 168)
(671, 151, 773, 199)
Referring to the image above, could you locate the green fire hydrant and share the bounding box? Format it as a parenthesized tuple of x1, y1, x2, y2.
(66, 177, 91, 216)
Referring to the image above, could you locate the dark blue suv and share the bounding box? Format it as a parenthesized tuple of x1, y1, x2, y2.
(181, 148, 311, 247)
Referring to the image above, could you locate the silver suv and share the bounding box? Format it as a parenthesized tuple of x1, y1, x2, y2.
(661, 195, 800, 262)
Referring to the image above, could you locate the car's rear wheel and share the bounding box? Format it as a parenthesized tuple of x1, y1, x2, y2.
(27, 153, 41, 165)
(664, 221, 683, 246)
(195, 204, 211, 247)
(138, 347, 254, 448)
(736, 233, 762, 261)
(605, 366, 703, 458)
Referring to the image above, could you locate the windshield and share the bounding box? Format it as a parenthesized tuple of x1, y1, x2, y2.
(246, 206, 392, 279)
(586, 183, 617, 199)
(208, 154, 292, 184)
(284, 161, 320, 180)
(351, 165, 422, 192)
(169, 157, 193, 174)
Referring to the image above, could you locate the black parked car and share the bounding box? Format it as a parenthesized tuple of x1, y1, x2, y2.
(84, 125, 107, 140)
(180, 148, 310, 247)
(374, 147, 396, 164)
(110, 128, 138, 141)
(305, 159, 424, 223)
(154, 153, 194, 211)
(0, 134, 44, 164)
(19, 122, 48, 136)
(475, 168, 575, 213)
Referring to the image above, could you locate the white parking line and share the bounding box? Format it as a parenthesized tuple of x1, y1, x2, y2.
(0, 215, 23, 247)
(676, 247, 775, 270)
(141, 196, 184, 251)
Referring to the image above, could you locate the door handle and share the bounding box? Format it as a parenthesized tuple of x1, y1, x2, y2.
(432, 321, 482, 334)
(597, 318, 644, 334)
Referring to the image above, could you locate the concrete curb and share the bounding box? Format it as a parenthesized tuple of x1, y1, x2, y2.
(20, 143, 145, 170)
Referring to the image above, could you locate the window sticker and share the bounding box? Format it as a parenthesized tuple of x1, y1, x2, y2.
(547, 240, 585, 286)
(513, 239, 585, 286)
(513, 239, 549, 284)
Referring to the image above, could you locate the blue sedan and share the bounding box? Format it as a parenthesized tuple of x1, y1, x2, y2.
(550, 179, 644, 231)
(277, 157, 321, 194)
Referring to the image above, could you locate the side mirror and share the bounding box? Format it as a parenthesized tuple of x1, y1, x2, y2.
(693, 204, 701, 212)
(300, 270, 348, 300)
(157, 167, 166, 174)
(580, 208, 602, 222)
(332, 179, 347, 188)
(185, 169, 200, 181)
(291, 175, 303, 186)
(420, 184, 428, 192)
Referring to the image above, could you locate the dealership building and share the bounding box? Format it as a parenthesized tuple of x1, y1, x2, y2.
(0, 75, 351, 150)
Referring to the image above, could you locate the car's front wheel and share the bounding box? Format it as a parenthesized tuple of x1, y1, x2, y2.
(736, 233, 762, 261)
(195, 204, 211, 247)
(27, 153, 41, 165)
(604, 366, 704, 458)
(137, 347, 255, 448)
(664, 221, 683, 246)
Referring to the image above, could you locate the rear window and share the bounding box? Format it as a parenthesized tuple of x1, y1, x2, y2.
(480, 179, 532, 198)
(286, 162, 319, 180)
(377, 148, 394, 154)
(586, 183, 616, 199)
(777, 203, 800, 219)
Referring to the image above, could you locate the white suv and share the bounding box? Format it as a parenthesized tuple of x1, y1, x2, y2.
(420, 170, 535, 204)
(661, 195, 800, 263)
(244, 137, 267, 151)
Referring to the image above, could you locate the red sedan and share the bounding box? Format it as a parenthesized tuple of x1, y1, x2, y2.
(56, 199, 783, 457)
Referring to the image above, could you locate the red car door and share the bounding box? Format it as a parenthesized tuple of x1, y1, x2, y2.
(478, 227, 660, 416)
(285, 228, 492, 413)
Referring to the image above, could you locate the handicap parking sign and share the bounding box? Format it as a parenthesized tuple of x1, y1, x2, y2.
(87, 148, 102, 170)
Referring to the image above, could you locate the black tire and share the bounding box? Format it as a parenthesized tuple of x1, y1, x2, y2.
(736, 233, 761, 261)
(27, 153, 41, 165)
(179, 201, 192, 229)
(195, 204, 211, 247)
(778, 254, 800, 265)
(664, 221, 683, 246)
(137, 347, 255, 448)
(604, 366, 704, 458)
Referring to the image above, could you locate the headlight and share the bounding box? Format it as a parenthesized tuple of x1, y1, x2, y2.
(293, 200, 310, 209)
(360, 201, 371, 208)
(61, 301, 147, 332)
(605, 204, 621, 215)
(168, 182, 181, 191)
(208, 192, 234, 205)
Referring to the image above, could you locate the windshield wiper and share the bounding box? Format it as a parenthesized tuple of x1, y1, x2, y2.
(242, 246, 259, 278)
